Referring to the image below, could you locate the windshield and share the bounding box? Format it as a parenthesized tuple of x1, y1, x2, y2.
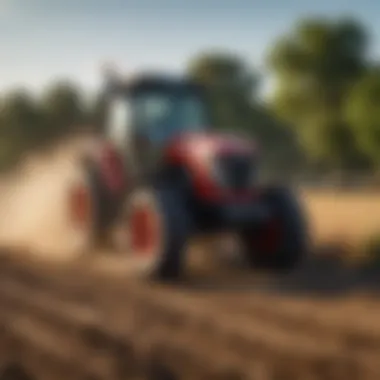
(133, 90, 209, 144)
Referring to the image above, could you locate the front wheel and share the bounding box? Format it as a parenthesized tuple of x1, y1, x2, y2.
(240, 187, 309, 272)
(125, 187, 192, 281)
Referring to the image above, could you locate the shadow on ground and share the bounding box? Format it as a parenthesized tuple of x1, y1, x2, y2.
(2, 245, 380, 300)
(180, 250, 380, 298)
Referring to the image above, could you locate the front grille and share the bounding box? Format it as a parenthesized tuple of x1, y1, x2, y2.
(217, 154, 253, 190)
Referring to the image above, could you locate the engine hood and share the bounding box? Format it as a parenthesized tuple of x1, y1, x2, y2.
(165, 131, 257, 162)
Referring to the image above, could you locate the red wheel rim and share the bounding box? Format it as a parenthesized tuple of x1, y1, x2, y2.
(130, 204, 159, 256)
(69, 185, 92, 228)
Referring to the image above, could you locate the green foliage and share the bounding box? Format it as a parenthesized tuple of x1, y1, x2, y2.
(267, 17, 369, 169)
(188, 51, 258, 130)
(41, 80, 88, 139)
(0, 90, 46, 169)
(0, 80, 89, 172)
(345, 67, 380, 166)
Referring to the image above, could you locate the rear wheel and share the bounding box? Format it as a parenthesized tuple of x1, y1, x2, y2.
(240, 187, 308, 272)
(67, 172, 97, 254)
(125, 187, 191, 281)
(67, 163, 113, 254)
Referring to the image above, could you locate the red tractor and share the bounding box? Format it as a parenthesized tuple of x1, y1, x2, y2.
(69, 72, 308, 281)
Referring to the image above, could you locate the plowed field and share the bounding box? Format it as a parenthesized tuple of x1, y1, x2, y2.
(1, 136, 380, 380)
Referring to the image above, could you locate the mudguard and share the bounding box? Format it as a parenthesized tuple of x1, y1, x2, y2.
(82, 140, 127, 196)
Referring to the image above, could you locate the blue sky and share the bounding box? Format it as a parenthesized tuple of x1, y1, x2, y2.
(1, 0, 380, 97)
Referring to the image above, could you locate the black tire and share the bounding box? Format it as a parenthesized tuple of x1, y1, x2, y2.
(85, 159, 125, 235)
(240, 186, 309, 272)
(125, 187, 192, 281)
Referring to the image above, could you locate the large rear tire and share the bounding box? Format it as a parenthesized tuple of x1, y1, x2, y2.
(66, 171, 98, 254)
(240, 186, 309, 272)
(125, 187, 191, 281)
(67, 162, 112, 254)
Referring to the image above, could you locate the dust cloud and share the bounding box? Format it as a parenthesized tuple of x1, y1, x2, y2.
(0, 135, 97, 261)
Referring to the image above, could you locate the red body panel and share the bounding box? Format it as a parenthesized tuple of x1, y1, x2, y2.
(164, 131, 258, 202)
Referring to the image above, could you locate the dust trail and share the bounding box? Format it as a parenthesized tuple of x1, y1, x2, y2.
(0, 135, 98, 261)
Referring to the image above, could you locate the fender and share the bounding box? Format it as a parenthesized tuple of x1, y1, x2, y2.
(83, 139, 127, 196)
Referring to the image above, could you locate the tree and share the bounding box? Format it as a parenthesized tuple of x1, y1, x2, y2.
(40, 80, 88, 140)
(345, 67, 380, 166)
(267, 17, 369, 169)
(0, 89, 45, 167)
(187, 51, 258, 131)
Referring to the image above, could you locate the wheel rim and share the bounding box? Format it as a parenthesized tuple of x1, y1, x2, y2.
(129, 202, 160, 257)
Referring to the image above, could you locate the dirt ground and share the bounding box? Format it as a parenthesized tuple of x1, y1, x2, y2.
(2, 249, 380, 380)
(1, 136, 380, 379)
(303, 189, 380, 249)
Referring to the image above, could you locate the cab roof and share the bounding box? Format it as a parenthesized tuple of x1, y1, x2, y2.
(105, 72, 204, 95)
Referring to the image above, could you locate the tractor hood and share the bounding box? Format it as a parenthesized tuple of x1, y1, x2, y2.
(164, 131, 258, 201)
(164, 131, 258, 163)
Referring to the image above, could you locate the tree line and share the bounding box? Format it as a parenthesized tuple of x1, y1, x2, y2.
(1, 16, 380, 180)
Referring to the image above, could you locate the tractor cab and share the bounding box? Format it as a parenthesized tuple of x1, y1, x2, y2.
(105, 74, 211, 154)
